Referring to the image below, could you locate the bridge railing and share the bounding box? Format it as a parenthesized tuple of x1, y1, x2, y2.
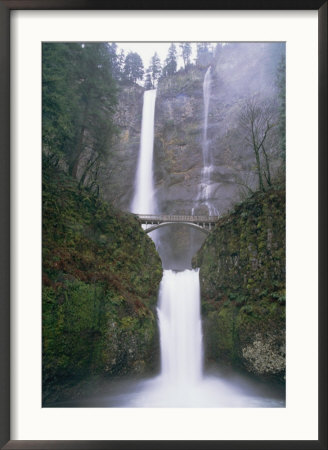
(137, 214, 219, 223)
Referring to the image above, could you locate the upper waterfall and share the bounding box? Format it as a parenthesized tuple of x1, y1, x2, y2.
(202, 66, 212, 168)
(198, 67, 219, 216)
(131, 89, 157, 214)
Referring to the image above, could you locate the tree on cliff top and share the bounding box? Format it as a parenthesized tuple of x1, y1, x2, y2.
(144, 70, 153, 90)
(150, 52, 162, 86)
(180, 43, 192, 69)
(123, 52, 144, 84)
(162, 43, 177, 77)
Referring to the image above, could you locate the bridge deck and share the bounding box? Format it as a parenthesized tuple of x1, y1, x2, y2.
(137, 214, 219, 224)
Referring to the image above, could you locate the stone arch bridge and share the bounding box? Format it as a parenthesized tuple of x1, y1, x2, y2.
(137, 214, 219, 235)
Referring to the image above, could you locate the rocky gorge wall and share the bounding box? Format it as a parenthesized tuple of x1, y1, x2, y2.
(192, 188, 285, 381)
(43, 160, 163, 404)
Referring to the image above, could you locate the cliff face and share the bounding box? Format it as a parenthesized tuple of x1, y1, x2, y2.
(154, 43, 283, 216)
(42, 160, 162, 404)
(192, 189, 285, 381)
(100, 83, 144, 209)
(101, 43, 284, 268)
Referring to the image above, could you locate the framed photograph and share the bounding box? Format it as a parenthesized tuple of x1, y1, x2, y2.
(0, 1, 327, 449)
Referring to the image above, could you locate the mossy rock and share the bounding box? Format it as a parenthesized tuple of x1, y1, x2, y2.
(42, 161, 163, 403)
(193, 187, 285, 381)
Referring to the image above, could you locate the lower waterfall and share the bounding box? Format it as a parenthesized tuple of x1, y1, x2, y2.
(53, 269, 285, 407)
(120, 269, 284, 408)
(158, 270, 203, 387)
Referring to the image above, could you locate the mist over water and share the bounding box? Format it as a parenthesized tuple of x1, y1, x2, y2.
(118, 270, 284, 408)
(57, 270, 284, 408)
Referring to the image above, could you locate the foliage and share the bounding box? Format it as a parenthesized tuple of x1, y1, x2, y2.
(42, 160, 162, 402)
(193, 188, 285, 381)
(276, 54, 286, 167)
(42, 42, 118, 187)
(144, 70, 153, 90)
(179, 43, 192, 69)
(123, 52, 144, 83)
(150, 52, 162, 86)
(162, 43, 177, 77)
(107, 43, 126, 81)
(238, 96, 279, 192)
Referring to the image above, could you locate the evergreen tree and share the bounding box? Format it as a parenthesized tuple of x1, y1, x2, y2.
(68, 43, 117, 181)
(150, 52, 162, 86)
(144, 70, 153, 90)
(123, 52, 144, 83)
(117, 49, 126, 78)
(42, 42, 118, 187)
(42, 43, 81, 163)
(107, 43, 125, 80)
(162, 43, 177, 77)
(179, 43, 192, 69)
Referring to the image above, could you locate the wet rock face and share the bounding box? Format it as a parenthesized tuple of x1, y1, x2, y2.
(100, 83, 144, 209)
(101, 43, 284, 269)
(153, 43, 283, 217)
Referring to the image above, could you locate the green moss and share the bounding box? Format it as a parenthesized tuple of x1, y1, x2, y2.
(42, 161, 163, 402)
(193, 188, 285, 381)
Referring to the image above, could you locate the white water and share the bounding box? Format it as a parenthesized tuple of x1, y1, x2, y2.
(52, 269, 284, 408)
(158, 270, 203, 386)
(120, 85, 284, 408)
(198, 67, 219, 216)
(54, 85, 285, 408)
(202, 66, 212, 168)
(131, 89, 157, 214)
(118, 269, 284, 407)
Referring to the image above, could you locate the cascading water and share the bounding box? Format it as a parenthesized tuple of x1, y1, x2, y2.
(131, 89, 157, 215)
(55, 85, 284, 408)
(158, 270, 203, 386)
(202, 66, 212, 169)
(122, 86, 284, 408)
(197, 66, 219, 216)
(131, 90, 204, 390)
(40, 84, 276, 409)
(124, 267, 284, 406)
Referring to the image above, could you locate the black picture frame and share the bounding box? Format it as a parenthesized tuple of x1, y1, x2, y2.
(0, 1, 327, 449)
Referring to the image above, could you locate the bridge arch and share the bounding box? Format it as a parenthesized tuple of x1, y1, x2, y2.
(144, 221, 209, 235)
(137, 214, 219, 235)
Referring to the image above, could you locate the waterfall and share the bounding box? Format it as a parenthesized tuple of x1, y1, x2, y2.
(122, 82, 284, 408)
(198, 67, 219, 216)
(158, 269, 203, 386)
(202, 66, 212, 168)
(130, 88, 205, 399)
(131, 89, 157, 214)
